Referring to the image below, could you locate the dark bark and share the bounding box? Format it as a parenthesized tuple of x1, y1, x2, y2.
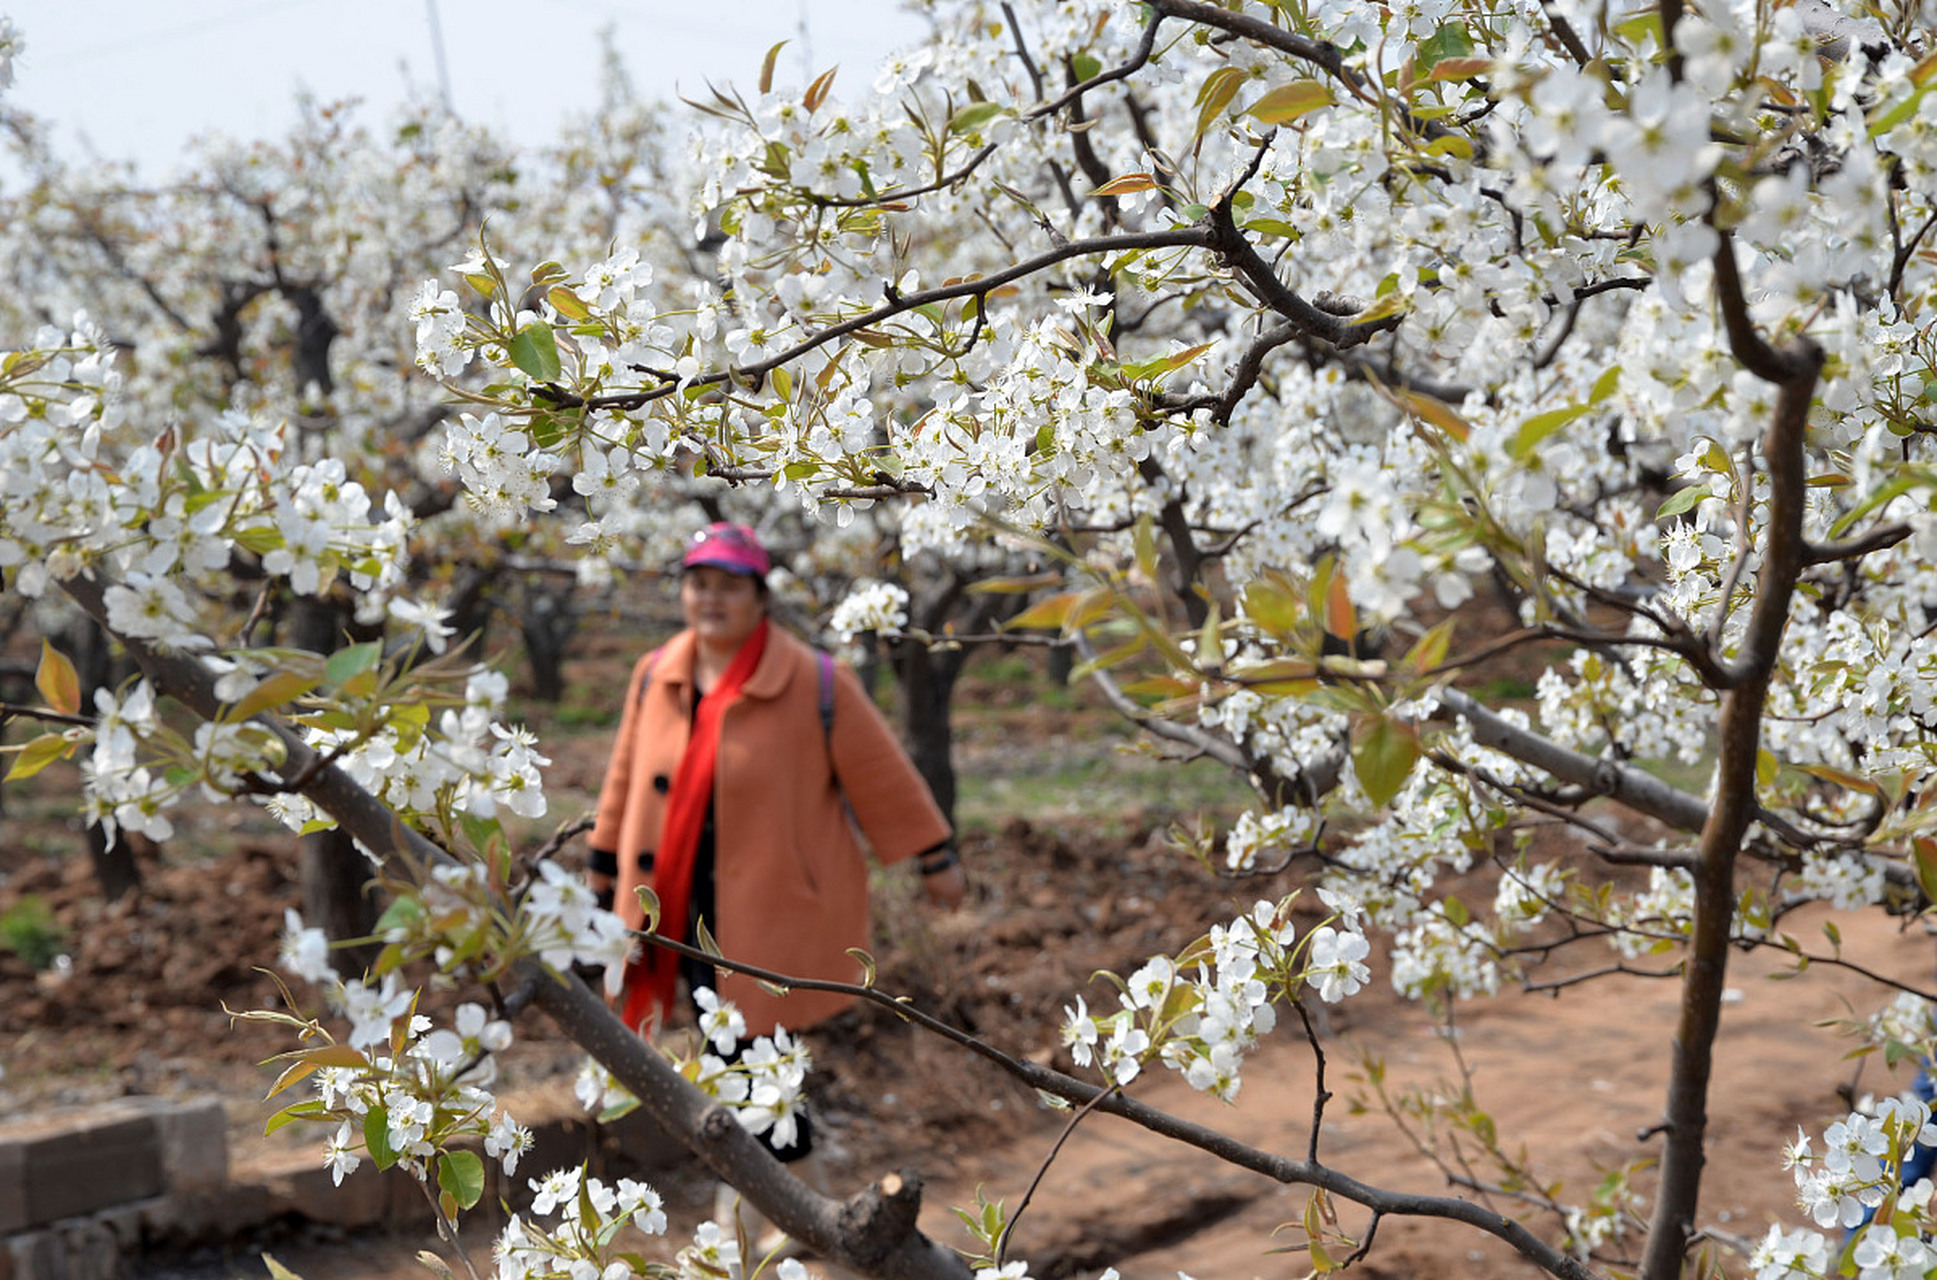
(892, 640, 964, 827)
(444, 563, 496, 658)
(288, 594, 380, 965)
(1638, 324, 1823, 1280)
(517, 576, 579, 703)
(70, 616, 141, 902)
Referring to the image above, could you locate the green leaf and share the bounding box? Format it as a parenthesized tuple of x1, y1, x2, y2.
(948, 101, 1008, 135)
(1245, 80, 1331, 125)
(548, 286, 591, 320)
(1352, 714, 1419, 808)
(323, 642, 383, 688)
(1402, 618, 1456, 674)
(1133, 515, 1159, 584)
(1242, 576, 1304, 637)
(1656, 486, 1705, 520)
(6, 733, 70, 782)
(759, 41, 787, 95)
(1242, 216, 1301, 239)
(528, 412, 567, 451)
(228, 670, 321, 722)
(374, 895, 425, 937)
(1413, 23, 1476, 73)
(36, 640, 80, 716)
(508, 322, 562, 382)
(1509, 404, 1586, 461)
(264, 1099, 327, 1137)
(438, 1150, 486, 1210)
(1071, 53, 1101, 82)
(1194, 66, 1248, 141)
(1589, 364, 1622, 405)
(364, 1106, 397, 1170)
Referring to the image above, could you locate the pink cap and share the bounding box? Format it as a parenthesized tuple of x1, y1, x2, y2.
(681, 522, 771, 577)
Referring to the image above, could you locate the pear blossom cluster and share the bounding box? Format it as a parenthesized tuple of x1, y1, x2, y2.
(571, 989, 812, 1151)
(827, 578, 910, 644)
(274, 911, 535, 1188)
(1754, 1094, 1937, 1279)
(491, 1165, 680, 1280)
(1063, 895, 1369, 1101)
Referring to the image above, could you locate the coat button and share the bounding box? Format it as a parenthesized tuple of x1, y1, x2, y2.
(652, 773, 671, 794)
(636, 850, 655, 872)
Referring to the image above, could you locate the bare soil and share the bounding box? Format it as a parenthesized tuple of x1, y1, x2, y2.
(3, 642, 1933, 1280)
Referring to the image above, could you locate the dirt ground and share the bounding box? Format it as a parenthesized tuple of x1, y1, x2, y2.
(4, 643, 1936, 1280)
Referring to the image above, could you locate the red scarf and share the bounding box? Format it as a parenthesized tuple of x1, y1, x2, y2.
(622, 619, 770, 1031)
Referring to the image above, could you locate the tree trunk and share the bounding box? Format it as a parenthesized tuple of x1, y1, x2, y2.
(892, 641, 962, 828)
(72, 616, 142, 901)
(289, 594, 379, 963)
(518, 576, 578, 702)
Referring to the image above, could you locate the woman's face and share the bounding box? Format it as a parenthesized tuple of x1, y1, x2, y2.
(681, 566, 765, 651)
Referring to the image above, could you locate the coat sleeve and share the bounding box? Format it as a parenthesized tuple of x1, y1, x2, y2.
(825, 659, 951, 865)
(589, 650, 656, 858)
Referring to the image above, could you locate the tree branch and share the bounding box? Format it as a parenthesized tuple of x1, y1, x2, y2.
(1640, 337, 1821, 1280)
(53, 571, 971, 1280)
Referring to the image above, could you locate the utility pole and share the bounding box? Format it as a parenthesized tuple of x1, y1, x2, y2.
(425, 0, 455, 115)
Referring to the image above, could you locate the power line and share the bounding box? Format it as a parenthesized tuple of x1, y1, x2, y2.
(36, 0, 328, 67)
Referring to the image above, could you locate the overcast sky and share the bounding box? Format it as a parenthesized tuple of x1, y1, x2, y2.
(1, 0, 930, 177)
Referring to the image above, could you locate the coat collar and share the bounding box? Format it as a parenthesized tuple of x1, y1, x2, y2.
(653, 624, 800, 701)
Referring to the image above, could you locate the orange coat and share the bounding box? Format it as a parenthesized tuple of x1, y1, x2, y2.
(589, 625, 950, 1035)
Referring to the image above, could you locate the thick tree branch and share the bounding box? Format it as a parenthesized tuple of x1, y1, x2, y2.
(1436, 688, 1711, 833)
(1205, 144, 1404, 350)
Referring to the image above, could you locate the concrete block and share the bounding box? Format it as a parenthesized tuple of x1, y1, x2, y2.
(150, 1097, 228, 1193)
(6, 1231, 60, 1280)
(0, 1107, 162, 1229)
(0, 1137, 26, 1236)
(58, 1216, 124, 1280)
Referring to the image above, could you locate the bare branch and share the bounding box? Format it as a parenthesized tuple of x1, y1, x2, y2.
(565, 227, 1213, 414)
(1802, 522, 1913, 566)
(0, 701, 91, 728)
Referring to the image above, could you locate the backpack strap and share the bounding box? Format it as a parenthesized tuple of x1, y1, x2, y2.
(634, 646, 663, 709)
(816, 650, 836, 746)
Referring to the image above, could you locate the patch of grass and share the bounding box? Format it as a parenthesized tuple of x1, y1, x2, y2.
(1468, 675, 1539, 702)
(957, 747, 1255, 838)
(0, 895, 68, 970)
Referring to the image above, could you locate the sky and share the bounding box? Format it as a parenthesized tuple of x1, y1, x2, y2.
(0, 0, 931, 177)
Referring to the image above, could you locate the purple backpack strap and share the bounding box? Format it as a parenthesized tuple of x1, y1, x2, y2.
(634, 646, 663, 708)
(817, 650, 836, 744)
